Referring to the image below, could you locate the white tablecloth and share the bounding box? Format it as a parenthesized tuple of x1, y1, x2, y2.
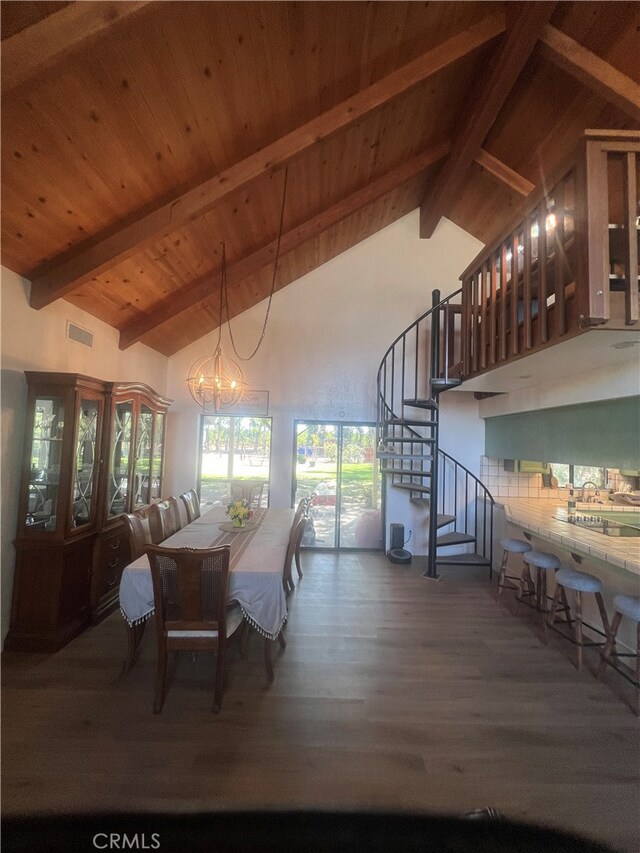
(119, 506, 293, 640)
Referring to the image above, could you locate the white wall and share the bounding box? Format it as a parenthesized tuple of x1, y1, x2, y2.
(1, 267, 168, 641)
(164, 211, 485, 554)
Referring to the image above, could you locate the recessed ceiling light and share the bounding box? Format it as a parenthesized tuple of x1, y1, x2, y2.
(611, 340, 640, 349)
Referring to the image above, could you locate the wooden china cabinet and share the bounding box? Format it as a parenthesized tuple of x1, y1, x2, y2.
(5, 373, 171, 652)
(90, 381, 172, 623)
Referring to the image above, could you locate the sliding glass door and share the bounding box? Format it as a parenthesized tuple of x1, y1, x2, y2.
(293, 421, 381, 550)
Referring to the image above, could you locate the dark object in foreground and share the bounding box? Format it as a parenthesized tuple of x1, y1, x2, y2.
(1, 810, 619, 853)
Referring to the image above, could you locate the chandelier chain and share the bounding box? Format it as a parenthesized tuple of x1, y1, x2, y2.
(223, 166, 289, 362)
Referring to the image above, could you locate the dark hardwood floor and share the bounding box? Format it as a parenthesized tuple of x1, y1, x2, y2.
(2, 552, 639, 851)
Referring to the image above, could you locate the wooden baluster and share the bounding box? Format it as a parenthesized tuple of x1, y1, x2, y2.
(523, 216, 532, 349)
(480, 261, 487, 369)
(511, 232, 519, 355)
(553, 180, 566, 335)
(489, 253, 497, 366)
(580, 141, 610, 324)
(538, 204, 548, 343)
(461, 277, 470, 377)
(623, 151, 639, 324)
(500, 243, 508, 360)
(471, 273, 479, 374)
(447, 305, 456, 369)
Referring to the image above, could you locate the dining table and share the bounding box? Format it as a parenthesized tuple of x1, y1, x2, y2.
(119, 505, 294, 679)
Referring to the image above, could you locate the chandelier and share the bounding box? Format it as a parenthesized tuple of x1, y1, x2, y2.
(186, 167, 289, 413)
(186, 243, 246, 412)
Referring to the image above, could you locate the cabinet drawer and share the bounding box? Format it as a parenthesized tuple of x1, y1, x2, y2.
(97, 531, 128, 594)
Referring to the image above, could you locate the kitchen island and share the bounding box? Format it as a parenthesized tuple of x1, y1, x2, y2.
(497, 497, 640, 577)
(492, 496, 639, 653)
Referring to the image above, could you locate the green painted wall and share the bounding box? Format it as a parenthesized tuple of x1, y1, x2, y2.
(485, 396, 640, 469)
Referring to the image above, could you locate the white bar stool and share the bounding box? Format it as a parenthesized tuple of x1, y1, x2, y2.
(544, 565, 609, 671)
(519, 550, 561, 615)
(597, 595, 640, 715)
(497, 538, 532, 601)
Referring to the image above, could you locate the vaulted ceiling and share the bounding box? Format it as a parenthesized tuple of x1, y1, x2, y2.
(2, 1, 639, 356)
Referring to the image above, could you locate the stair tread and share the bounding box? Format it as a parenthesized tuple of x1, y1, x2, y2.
(436, 514, 456, 528)
(382, 436, 435, 443)
(392, 482, 431, 494)
(385, 418, 437, 427)
(403, 398, 438, 409)
(378, 452, 431, 460)
(436, 552, 491, 566)
(381, 468, 431, 477)
(432, 378, 462, 390)
(436, 532, 477, 546)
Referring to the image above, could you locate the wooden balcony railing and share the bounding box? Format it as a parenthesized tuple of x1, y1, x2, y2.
(458, 130, 639, 381)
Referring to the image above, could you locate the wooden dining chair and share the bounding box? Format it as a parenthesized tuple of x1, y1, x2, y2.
(291, 499, 310, 579)
(132, 506, 163, 545)
(283, 515, 307, 594)
(122, 513, 151, 562)
(142, 503, 168, 544)
(147, 544, 243, 714)
(180, 489, 201, 523)
(173, 494, 189, 529)
(154, 498, 180, 540)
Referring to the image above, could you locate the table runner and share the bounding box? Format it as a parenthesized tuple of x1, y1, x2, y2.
(119, 506, 293, 640)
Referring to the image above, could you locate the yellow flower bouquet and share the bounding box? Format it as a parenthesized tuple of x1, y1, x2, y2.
(226, 498, 253, 528)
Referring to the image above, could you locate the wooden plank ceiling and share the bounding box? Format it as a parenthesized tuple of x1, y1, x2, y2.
(2, 1, 639, 357)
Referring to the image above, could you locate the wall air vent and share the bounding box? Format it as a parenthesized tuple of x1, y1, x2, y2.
(66, 321, 94, 349)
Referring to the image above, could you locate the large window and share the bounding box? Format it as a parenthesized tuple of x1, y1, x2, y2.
(551, 464, 607, 489)
(199, 416, 271, 509)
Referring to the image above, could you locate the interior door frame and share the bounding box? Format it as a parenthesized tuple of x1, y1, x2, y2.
(292, 419, 383, 552)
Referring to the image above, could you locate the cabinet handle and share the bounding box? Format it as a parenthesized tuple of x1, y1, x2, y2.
(106, 573, 118, 587)
(109, 539, 120, 550)
(107, 557, 118, 569)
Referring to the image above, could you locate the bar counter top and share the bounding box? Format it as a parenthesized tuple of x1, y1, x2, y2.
(494, 497, 640, 578)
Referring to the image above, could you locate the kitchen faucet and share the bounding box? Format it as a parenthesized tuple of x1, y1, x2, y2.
(580, 481, 599, 501)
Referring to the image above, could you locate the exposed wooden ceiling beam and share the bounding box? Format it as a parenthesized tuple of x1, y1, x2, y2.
(474, 148, 535, 196)
(538, 24, 640, 123)
(28, 12, 505, 311)
(419, 2, 556, 239)
(119, 141, 451, 350)
(1, 2, 151, 92)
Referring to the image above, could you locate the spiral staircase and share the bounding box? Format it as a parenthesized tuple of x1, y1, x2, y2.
(376, 289, 494, 579)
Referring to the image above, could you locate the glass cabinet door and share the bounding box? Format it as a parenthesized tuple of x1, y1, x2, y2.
(70, 398, 101, 529)
(25, 396, 65, 531)
(133, 404, 153, 509)
(150, 412, 165, 502)
(108, 400, 134, 518)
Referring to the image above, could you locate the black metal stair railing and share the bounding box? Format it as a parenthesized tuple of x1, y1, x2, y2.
(437, 448, 494, 574)
(376, 287, 494, 579)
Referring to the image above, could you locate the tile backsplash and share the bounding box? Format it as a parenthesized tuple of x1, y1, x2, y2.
(479, 457, 631, 500)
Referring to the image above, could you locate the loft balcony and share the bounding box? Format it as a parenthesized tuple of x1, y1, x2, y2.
(451, 130, 639, 392)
